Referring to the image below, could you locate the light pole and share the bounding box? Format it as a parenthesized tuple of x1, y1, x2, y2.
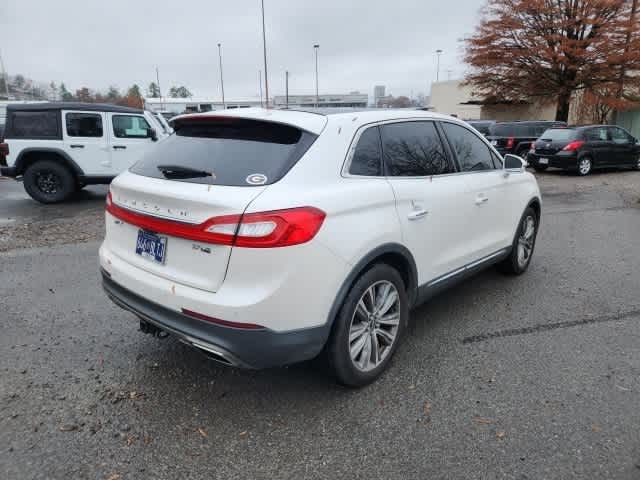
(258, 70, 263, 107)
(314, 44, 319, 108)
(285, 70, 289, 108)
(261, 0, 269, 108)
(217, 43, 226, 109)
(436, 49, 443, 82)
(156, 66, 163, 110)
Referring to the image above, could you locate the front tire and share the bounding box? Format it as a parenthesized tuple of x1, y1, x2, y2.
(327, 264, 408, 387)
(497, 206, 538, 275)
(23, 160, 75, 204)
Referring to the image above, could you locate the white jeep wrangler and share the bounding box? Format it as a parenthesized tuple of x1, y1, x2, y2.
(0, 102, 166, 203)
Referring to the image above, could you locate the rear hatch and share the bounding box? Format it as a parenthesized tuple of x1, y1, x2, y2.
(533, 128, 577, 155)
(106, 115, 319, 292)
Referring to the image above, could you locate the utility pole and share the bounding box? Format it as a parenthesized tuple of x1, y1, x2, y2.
(259, 70, 263, 108)
(156, 66, 163, 110)
(285, 70, 289, 108)
(261, 0, 269, 108)
(314, 44, 320, 108)
(436, 49, 443, 82)
(217, 43, 226, 109)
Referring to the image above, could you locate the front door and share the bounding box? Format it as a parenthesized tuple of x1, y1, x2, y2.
(381, 120, 471, 285)
(62, 110, 111, 175)
(584, 127, 613, 166)
(107, 113, 157, 174)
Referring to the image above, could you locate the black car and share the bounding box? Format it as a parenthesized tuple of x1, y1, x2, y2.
(486, 120, 567, 157)
(527, 125, 640, 175)
(466, 120, 495, 136)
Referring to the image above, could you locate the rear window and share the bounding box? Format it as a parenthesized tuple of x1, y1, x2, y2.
(130, 118, 317, 186)
(489, 123, 515, 137)
(539, 129, 576, 141)
(7, 110, 60, 139)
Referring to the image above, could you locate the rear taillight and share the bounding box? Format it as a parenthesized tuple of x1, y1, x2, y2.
(0, 143, 8, 156)
(562, 140, 585, 152)
(106, 195, 325, 248)
(529, 141, 535, 152)
(506, 137, 515, 149)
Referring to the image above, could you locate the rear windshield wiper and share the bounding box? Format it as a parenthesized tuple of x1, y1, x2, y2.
(156, 165, 213, 179)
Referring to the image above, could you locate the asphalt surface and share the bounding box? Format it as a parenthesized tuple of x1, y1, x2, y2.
(1, 171, 640, 479)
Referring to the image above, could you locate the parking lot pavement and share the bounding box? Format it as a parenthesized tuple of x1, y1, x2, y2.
(1, 170, 639, 479)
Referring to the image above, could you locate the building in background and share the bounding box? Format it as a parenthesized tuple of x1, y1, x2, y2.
(429, 80, 482, 119)
(273, 92, 368, 108)
(373, 85, 385, 106)
(144, 97, 264, 114)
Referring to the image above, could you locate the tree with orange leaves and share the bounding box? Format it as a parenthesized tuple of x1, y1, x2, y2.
(464, 0, 640, 121)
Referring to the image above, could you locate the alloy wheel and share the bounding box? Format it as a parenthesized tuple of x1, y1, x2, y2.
(35, 171, 61, 195)
(348, 280, 400, 372)
(517, 215, 536, 268)
(578, 158, 591, 175)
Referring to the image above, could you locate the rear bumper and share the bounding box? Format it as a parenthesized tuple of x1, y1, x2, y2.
(527, 153, 578, 169)
(0, 166, 17, 177)
(102, 270, 330, 369)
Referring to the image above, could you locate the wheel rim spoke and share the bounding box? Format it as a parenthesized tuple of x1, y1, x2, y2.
(350, 333, 368, 360)
(377, 312, 400, 326)
(370, 333, 380, 365)
(375, 328, 395, 345)
(349, 323, 368, 343)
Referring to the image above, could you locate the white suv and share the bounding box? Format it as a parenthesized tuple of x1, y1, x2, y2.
(0, 102, 167, 203)
(100, 108, 541, 387)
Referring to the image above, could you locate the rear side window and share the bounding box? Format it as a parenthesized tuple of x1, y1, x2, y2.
(7, 110, 59, 139)
(130, 118, 317, 186)
(381, 121, 453, 176)
(584, 127, 608, 141)
(66, 113, 103, 137)
(349, 126, 382, 176)
(441, 122, 496, 171)
(540, 129, 576, 141)
(113, 115, 151, 138)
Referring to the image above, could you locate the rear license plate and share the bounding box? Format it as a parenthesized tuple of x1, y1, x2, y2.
(135, 230, 167, 264)
(539, 158, 549, 165)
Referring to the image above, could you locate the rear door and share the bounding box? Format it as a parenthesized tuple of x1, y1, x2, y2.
(608, 127, 637, 166)
(439, 121, 517, 259)
(583, 127, 612, 166)
(106, 116, 318, 292)
(381, 120, 470, 283)
(107, 113, 157, 173)
(62, 110, 111, 175)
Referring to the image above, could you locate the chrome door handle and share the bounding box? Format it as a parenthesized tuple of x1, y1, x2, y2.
(113, 145, 127, 150)
(408, 209, 429, 220)
(475, 196, 489, 205)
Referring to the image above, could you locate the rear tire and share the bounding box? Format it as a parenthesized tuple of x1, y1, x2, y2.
(497, 206, 538, 275)
(23, 160, 75, 204)
(327, 264, 408, 388)
(577, 157, 592, 176)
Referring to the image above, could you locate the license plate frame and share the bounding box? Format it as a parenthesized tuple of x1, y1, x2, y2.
(539, 157, 549, 165)
(135, 230, 167, 264)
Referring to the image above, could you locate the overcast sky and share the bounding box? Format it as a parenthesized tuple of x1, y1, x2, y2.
(1, 0, 484, 100)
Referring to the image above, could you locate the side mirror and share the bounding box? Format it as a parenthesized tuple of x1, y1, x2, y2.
(147, 128, 158, 142)
(504, 153, 526, 171)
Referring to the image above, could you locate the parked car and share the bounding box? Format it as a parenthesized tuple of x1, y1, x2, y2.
(0, 102, 166, 203)
(528, 125, 640, 175)
(100, 108, 541, 387)
(487, 120, 566, 157)
(466, 119, 495, 136)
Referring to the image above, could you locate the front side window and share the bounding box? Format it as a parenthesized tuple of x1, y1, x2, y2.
(8, 110, 59, 139)
(349, 126, 382, 176)
(610, 127, 632, 144)
(66, 113, 103, 137)
(112, 115, 151, 138)
(441, 122, 495, 171)
(380, 121, 452, 176)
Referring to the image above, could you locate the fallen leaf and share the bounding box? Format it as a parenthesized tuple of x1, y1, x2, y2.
(126, 434, 136, 446)
(496, 430, 506, 439)
(143, 435, 152, 445)
(592, 424, 602, 433)
(239, 430, 248, 439)
(59, 424, 78, 432)
(423, 401, 432, 416)
(472, 416, 495, 425)
(197, 428, 208, 438)
(106, 475, 121, 480)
